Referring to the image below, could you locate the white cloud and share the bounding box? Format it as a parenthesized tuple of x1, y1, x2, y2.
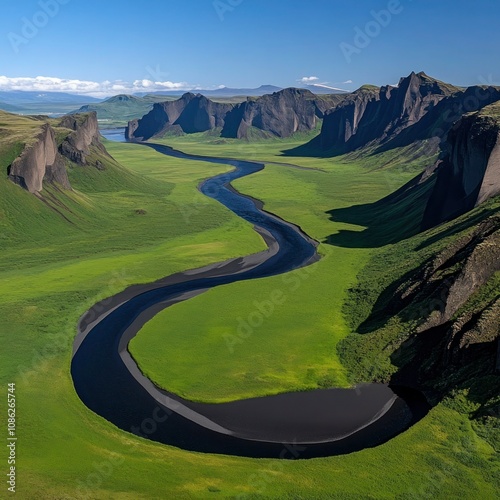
(342, 79, 353, 84)
(0, 76, 193, 97)
(299, 76, 319, 84)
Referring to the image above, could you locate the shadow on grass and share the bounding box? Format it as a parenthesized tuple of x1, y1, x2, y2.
(415, 207, 497, 251)
(279, 137, 343, 159)
(325, 174, 434, 249)
(390, 325, 499, 411)
(352, 257, 441, 335)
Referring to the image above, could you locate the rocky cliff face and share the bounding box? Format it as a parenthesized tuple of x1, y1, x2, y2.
(221, 89, 344, 139)
(59, 112, 107, 165)
(378, 85, 500, 154)
(393, 215, 500, 331)
(8, 124, 70, 193)
(422, 103, 500, 229)
(388, 214, 500, 387)
(126, 93, 234, 141)
(342, 209, 500, 414)
(319, 72, 457, 152)
(126, 89, 345, 141)
(8, 112, 107, 194)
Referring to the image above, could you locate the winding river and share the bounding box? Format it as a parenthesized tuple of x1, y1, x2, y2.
(71, 130, 429, 459)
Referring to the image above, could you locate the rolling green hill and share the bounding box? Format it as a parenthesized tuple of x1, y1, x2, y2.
(74, 94, 176, 128)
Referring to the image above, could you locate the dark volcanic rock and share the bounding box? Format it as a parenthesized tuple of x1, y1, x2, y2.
(8, 111, 108, 193)
(175, 94, 232, 133)
(318, 72, 458, 153)
(126, 89, 345, 141)
(387, 215, 500, 392)
(422, 103, 500, 229)
(59, 112, 107, 165)
(377, 85, 500, 155)
(44, 154, 71, 189)
(444, 297, 500, 367)
(8, 124, 71, 193)
(126, 93, 233, 141)
(221, 88, 344, 139)
(389, 215, 500, 333)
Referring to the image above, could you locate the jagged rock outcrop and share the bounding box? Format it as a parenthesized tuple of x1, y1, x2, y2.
(389, 215, 500, 334)
(221, 89, 344, 139)
(444, 297, 499, 367)
(422, 103, 500, 229)
(318, 72, 457, 152)
(8, 124, 70, 193)
(126, 93, 233, 141)
(8, 112, 108, 194)
(377, 214, 500, 384)
(126, 89, 346, 141)
(377, 85, 500, 154)
(59, 112, 107, 165)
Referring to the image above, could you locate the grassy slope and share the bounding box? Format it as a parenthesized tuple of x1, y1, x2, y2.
(0, 124, 497, 498)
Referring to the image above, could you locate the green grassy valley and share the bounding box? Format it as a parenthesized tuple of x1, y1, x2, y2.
(0, 104, 498, 497)
(128, 150, 418, 402)
(2, 0, 500, 496)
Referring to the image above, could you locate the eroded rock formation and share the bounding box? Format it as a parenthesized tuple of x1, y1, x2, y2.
(126, 89, 346, 141)
(8, 124, 69, 193)
(388, 215, 500, 341)
(126, 93, 233, 141)
(59, 112, 107, 165)
(8, 112, 107, 194)
(221, 89, 344, 139)
(422, 103, 500, 228)
(318, 71, 458, 152)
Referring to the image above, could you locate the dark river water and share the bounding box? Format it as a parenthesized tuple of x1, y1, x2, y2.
(71, 135, 430, 458)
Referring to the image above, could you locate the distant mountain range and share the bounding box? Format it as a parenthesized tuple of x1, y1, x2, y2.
(0, 101, 23, 112)
(0, 91, 102, 117)
(133, 85, 284, 98)
(0, 84, 345, 108)
(133, 84, 347, 98)
(0, 91, 101, 106)
(0, 85, 348, 121)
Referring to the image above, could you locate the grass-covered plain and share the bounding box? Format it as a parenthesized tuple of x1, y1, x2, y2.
(0, 122, 498, 498)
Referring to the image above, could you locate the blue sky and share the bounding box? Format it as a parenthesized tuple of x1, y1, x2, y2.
(0, 0, 498, 96)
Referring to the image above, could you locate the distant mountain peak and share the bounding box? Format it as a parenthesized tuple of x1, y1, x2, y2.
(104, 94, 141, 103)
(396, 71, 459, 95)
(276, 87, 316, 96)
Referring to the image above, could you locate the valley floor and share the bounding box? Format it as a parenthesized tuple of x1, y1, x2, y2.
(0, 136, 498, 498)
